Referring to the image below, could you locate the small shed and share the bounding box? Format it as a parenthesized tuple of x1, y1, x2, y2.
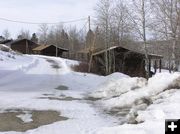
(5, 39, 38, 54)
(89, 46, 163, 77)
(33, 45, 68, 57)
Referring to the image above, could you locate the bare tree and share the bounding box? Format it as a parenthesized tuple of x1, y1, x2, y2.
(54, 24, 64, 47)
(112, 0, 134, 43)
(95, 0, 113, 75)
(127, 0, 153, 77)
(38, 23, 49, 44)
(151, 0, 180, 71)
(17, 29, 30, 39)
(2, 29, 11, 40)
(47, 26, 56, 45)
(68, 26, 81, 52)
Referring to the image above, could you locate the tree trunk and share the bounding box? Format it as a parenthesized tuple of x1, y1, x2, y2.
(171, 38, 177, 71)
(142, 0, 150, 78)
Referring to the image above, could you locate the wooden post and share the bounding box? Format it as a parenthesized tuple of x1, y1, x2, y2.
(88, 55, 93, 72)
(56, 45, 58, 57)
(159, 59, 162, 73)
(148, 58, 151, 76)
(113, 49, 116, 72)
(154, 60, 157, 73)
(26, 40, 28, 54)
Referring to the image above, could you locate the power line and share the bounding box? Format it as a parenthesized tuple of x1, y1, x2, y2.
(0, 17, 87, 25)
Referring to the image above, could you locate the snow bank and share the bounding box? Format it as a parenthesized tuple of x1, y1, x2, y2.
(91, 72, 180, 124)
(0, 44, 35, 72)
(0, 44, 16, 61)
(107, 72, 130, 79)
(34, 55, 79, 70)
(95, 90, 180, 134)
(0, 44, 11, 52)
(90, 77, 147, 99)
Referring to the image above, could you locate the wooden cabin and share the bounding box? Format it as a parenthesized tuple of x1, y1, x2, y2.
(5, 39, 38, 54)
(89, 46, 163, 78)
(33, 45, 68, 57)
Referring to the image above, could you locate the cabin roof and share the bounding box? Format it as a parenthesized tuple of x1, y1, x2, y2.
(6, 38, 36, 45)
(33, 45, 68, 51)
(92, 45, 163, 59)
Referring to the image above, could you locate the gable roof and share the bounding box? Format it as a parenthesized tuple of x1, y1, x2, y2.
(33, 45, 50, 51)
(5, 38, 37, 46)
(92, 45, 163, 59)
(33, 45, 68, 51)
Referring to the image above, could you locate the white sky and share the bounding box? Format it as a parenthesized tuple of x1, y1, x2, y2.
(0, 0, 98, 38)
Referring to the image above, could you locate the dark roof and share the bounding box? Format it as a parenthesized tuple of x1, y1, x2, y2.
(92, 45, 163, 59)
(5, 38, 37, 46)
(33, 45, 68, 52)
(0, 39, 13, 44)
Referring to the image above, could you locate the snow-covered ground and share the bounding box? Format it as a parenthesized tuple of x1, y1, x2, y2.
(0, 44, 180, 134)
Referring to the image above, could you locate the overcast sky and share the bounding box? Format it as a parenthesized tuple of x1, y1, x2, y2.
(0, 0, 98, 38)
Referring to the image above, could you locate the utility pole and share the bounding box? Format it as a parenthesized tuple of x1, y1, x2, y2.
(88, 16, 91, 30)
(105, 17, 109, 75)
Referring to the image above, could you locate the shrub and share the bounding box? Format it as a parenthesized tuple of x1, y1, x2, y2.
(71, 62, 89, 73)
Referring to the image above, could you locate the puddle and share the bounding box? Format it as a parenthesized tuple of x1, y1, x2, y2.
(84, 97, 101, 101)
(107, 107, 131, 117)
(51, 64, 61, 69)
(0, 110, 68, 132)
(45, 59, 61, 69)
(39, 96, 81, 101)
(43, 93, 54, 96)
(46, 59, 56, 64)
(55, 85, 69, 90)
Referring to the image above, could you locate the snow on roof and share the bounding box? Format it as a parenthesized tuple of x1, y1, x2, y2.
(33, 45, 68, 51)
(92, 45, 163, 59)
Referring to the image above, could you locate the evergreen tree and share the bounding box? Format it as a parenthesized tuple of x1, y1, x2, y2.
(31, 33, 38, 43)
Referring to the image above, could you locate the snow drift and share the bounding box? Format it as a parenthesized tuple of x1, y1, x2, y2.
(90, 72, 180, 124)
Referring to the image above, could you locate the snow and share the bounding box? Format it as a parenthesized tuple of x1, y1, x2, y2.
(0, 47, 117, 134)
(90, 72, 180, 134)
(91, 72, 180, 109)
(16, 112, 33, 123)
(0, 45, 180, 134)
(90, 77, 147, 99)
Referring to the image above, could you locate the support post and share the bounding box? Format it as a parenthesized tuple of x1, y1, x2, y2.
(26, 40, 28, 54)
(148, 58, 151, 76)
(159, 59, 162, 73)
(56, 45, 58, 57)
(88, 55, 93, 73)
(154, 60, 157, 73)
